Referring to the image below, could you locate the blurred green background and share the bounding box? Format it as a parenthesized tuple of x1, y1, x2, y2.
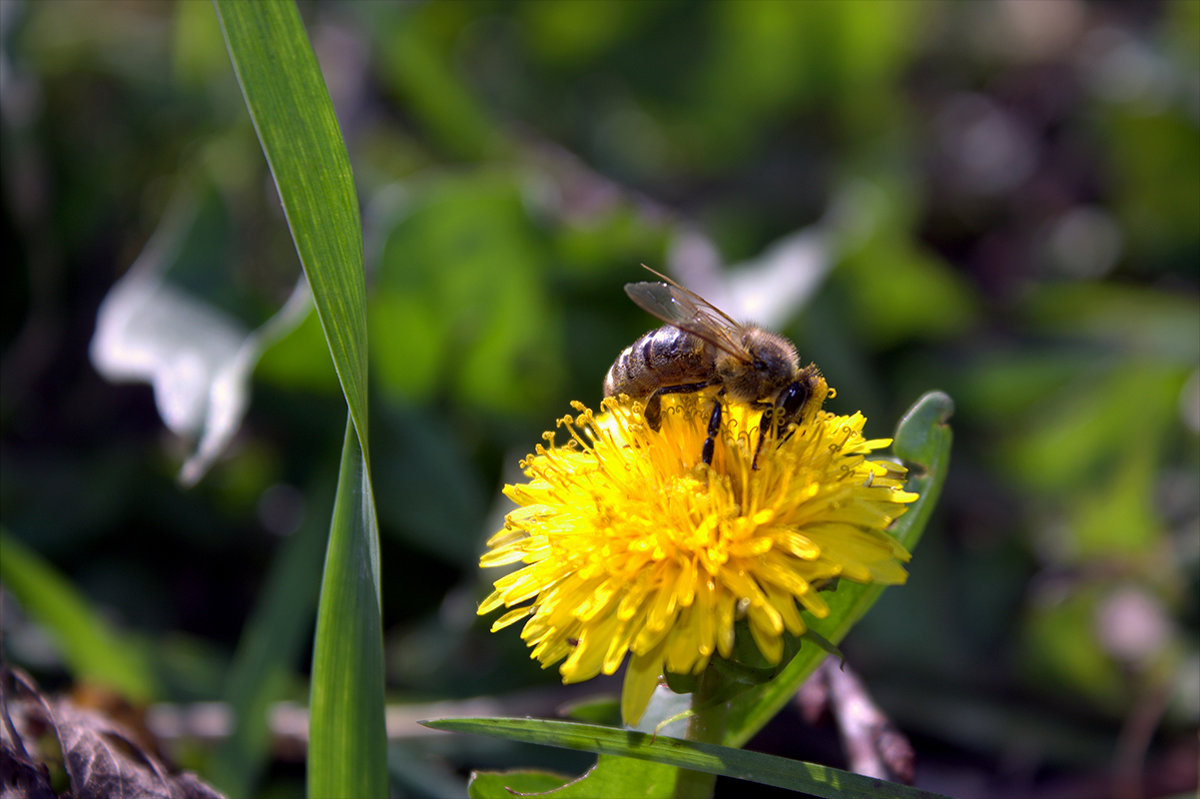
(1, 1, 1197, 797)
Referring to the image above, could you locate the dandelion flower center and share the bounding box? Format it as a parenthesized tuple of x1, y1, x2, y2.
(478, 390, 916, 724)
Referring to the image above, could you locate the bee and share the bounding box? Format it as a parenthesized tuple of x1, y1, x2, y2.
(604, 265, 827, 468)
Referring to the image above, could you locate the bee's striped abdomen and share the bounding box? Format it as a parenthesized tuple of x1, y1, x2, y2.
(603, 326, 712, 399)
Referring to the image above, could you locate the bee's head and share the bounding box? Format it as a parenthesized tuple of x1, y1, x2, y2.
(718, 327, 800, 403)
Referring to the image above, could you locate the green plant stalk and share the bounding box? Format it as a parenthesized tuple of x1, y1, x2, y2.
(673, 667, 730, 799)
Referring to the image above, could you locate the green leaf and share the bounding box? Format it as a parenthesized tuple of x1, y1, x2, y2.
(469, 769, 573, 798)
(0, 529, 156, 702)
(212, 2, 384, 797)
(425, 717, 951, 799)
(307, 420, 387, 799)
(474, 756, 682, 799)
(722, 390, 954, 747)
(369, 172, 563, 413)
(213, 0, 369, 451)
(372, 7, 502, 161)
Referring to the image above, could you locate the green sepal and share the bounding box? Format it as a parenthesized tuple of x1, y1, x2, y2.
(798, 628, 844, 664)
(718, 620, 809, 683)
(663, 669, 701, 695)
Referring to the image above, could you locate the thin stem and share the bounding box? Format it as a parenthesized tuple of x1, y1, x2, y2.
(671, 667, 729, 799)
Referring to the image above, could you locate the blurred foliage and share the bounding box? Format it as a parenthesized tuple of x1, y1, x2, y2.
(1, 1, 1197, 798)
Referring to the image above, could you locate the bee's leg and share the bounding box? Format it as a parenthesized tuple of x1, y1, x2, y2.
(752, 380, 812, 469)
(702, 399, 722, 466)
(644, 381, 712, 431)
(644, 392, 663, 430)
(751, 404, 775, 470)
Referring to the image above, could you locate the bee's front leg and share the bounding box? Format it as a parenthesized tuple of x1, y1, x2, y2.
(702, 398, 722, 466)
(752, 380, 812, 469)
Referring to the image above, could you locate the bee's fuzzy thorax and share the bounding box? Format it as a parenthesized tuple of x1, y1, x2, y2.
(716, 326, 801, 404)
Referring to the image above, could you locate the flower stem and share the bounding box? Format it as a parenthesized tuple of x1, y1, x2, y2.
(672, 667, 729, 799)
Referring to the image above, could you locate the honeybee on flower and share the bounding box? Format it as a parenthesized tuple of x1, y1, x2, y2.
(604, 265, 825, 469)
(478, 269, 917, 725)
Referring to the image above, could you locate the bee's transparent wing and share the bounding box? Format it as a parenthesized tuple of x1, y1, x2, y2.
(624, 279, 750, 361)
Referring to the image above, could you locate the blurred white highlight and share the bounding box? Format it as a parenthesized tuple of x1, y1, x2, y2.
(90, 196, 310, 486)
(666, 180, 880, 328)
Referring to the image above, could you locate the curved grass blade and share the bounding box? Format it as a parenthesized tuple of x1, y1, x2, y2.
(212, 0, 368, 449)
(212, 2, 384, 797)
(307, 420, 386, 798)
(0, 529, 156, 702)
(424, 717, 952, 799)
(722, 391, 954, 747)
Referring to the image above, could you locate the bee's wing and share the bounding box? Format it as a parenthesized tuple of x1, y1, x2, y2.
(624, 278, 750, 362)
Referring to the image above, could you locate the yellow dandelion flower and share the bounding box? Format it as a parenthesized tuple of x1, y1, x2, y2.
(478, 388, 917, 725)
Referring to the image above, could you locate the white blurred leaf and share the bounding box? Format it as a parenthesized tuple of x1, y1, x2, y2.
(90, 197, 310, 486)
(664, 180, 883, 329)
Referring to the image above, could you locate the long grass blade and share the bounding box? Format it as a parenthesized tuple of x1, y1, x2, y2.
(212, 2, 384, 796)
(212, 0, 369, 447)
(424, 717, 952, 799)
(307, 420, 386, 798)
(0, 529, 155, 702)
